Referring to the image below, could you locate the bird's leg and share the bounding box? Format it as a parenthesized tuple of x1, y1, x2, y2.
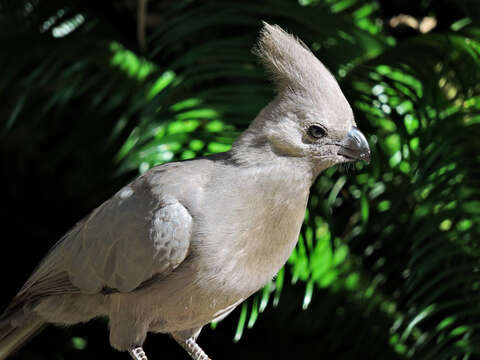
(129, 346, 148, 360)
(174, 337, 212, 360)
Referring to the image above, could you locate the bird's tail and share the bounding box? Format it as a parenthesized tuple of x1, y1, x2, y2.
(0, 316, 45, 360)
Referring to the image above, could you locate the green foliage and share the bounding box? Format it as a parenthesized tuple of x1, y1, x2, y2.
(1, 0, 480, 359)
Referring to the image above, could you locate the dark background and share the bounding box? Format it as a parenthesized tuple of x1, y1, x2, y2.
(1, 0, 480, 359)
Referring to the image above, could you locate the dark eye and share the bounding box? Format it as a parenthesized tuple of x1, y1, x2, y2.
(308, 125, 327, 139)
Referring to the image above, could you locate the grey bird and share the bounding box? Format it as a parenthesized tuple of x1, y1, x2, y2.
(0, 23, 370, 360)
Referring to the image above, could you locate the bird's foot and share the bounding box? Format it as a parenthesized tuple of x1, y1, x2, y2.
(174, 336, 212, 360)
(129, 346, 148, 360)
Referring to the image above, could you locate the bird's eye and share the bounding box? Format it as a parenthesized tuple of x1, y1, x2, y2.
(308, 125, 327, 139)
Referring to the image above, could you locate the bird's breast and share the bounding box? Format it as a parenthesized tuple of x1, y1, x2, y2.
(195, 181, 310, 300)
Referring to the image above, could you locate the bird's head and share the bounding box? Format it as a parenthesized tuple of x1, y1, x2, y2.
(235, 23, 370, 173)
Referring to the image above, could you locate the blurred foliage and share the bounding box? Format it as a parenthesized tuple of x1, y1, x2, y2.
(1, 0, 480, 359)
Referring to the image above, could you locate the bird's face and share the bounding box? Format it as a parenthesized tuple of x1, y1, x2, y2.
(265, 95, 370, 170)
(299, 107, 370, 168)
(303, 123, 370, 169)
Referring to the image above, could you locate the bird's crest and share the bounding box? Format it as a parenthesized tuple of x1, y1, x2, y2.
(254, 22, 338, 97)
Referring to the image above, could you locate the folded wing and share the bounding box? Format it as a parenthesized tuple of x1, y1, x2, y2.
(6, 176, 193, 313)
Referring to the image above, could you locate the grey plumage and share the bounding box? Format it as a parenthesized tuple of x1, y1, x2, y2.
(0, 23, 370, 360)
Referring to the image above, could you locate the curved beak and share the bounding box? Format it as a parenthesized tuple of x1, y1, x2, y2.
(337, 127, 371, 164)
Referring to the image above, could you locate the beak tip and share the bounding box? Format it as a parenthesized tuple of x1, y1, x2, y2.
(361, 151, 371, 164)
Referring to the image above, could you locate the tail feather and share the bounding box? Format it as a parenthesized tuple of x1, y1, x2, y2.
(0, 318, 45, 360)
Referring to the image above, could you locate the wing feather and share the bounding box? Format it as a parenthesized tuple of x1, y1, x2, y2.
(7, 176, 192, 312)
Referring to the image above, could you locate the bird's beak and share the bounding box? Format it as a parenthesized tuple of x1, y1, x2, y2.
(337, 127, 371, 164)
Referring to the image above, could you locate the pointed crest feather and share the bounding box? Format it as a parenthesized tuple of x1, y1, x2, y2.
(254, 22, 339, 96)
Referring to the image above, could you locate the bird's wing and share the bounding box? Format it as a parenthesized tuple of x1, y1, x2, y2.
(8, 171, 194, 311)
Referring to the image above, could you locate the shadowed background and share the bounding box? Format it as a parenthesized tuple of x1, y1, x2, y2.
(1, 0, 480, 359)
